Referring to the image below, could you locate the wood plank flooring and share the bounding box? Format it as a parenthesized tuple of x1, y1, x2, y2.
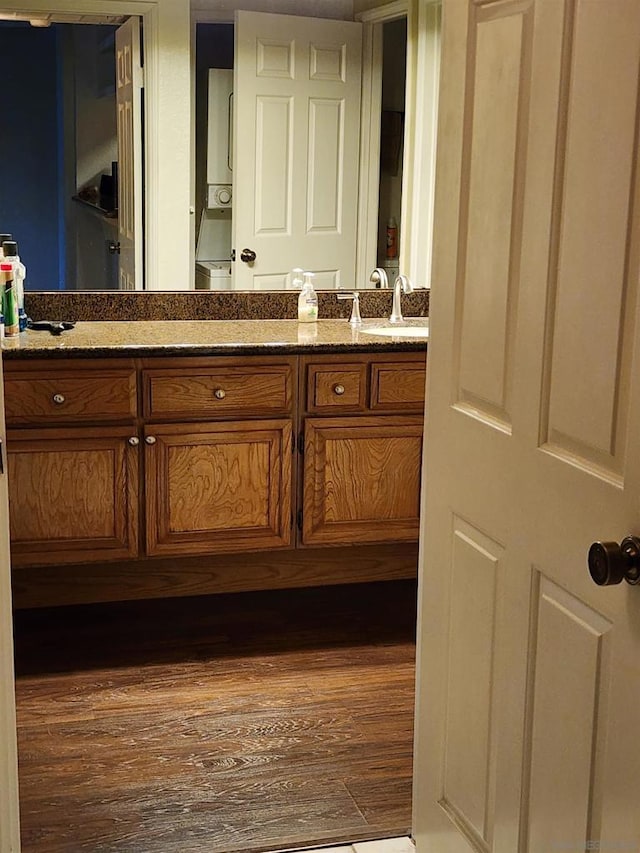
(13, 580, 417, 853)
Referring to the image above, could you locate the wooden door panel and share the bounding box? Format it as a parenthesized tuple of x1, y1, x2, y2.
(7, 427, 139, 567)
(302, 416, 423, 546)
(145, 420, 292, 556)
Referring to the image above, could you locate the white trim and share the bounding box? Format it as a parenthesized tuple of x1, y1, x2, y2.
(0, 352, 20, 852)
(402, 0, 440, 288)
(355, 1, 409, 290)
(355, 18, 383, 288)
(356, 0, 409, 24)
(356, 0, 441, 291)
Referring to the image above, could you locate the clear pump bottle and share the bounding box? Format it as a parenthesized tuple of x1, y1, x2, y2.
(297, 271, 318, 322)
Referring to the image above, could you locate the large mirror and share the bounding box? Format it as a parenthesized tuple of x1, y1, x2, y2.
(0, 1, 437, 293)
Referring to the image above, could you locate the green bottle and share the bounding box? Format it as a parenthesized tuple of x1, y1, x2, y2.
(2, 263, 18, 337)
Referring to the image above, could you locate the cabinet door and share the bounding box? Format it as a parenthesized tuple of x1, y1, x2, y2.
(7, 427, 139, 567)
(302, 416, 423, 546)
(145, 420, 292, 556)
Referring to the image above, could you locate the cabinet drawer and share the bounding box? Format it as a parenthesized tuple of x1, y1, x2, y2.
(143, 364, 293, 419)
(370, 361, 426, 411)
(307, 364, 367, 413)
(4, 366, 137, 425)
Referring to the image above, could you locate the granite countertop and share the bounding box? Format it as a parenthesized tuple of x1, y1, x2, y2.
(1, 318, 428, 359)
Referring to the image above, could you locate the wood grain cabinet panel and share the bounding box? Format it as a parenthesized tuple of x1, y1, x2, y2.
(4, 363, 137, 425)
(7, 426, 139, 567)
(302, 416, 424, 546)
(370, 361, 427, 411)
(145, 419, 293, 556)
(306, 364, 368, 412)
(143, 363, 294, 420)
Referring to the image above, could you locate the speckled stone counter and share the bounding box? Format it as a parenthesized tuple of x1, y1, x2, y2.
(2, 318, 428, 359)
(23, 289, 429, 323)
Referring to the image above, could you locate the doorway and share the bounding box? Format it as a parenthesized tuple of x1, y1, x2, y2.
(0, 18, 122, 291)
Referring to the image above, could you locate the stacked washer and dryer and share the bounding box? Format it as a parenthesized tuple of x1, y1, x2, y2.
(195, 69, 234, 290)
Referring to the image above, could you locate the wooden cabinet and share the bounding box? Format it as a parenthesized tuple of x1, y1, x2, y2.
(144, 420, 292, 556)
(299, 352, 427, 547)
(141, 355, 295, 558)
(4, 350, 425, 589)
(5, 359, 140, 568)
(302, 416, 423, 546)
(7, 426, 139, 567)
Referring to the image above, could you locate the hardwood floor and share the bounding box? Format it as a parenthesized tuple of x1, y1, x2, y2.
(13, 580, 417, 853)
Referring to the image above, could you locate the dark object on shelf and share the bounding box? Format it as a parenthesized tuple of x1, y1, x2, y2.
(28, 320, 76, 336)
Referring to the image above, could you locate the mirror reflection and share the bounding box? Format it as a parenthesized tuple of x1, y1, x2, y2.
(194, 14, 407, 292)
(0, 15, 135, 292)
(0, 9, 409, 293)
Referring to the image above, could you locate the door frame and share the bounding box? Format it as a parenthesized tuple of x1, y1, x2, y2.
(355, 0, 441, 290)
(0, 0, 191, 292)
(0, 351, 19, 852)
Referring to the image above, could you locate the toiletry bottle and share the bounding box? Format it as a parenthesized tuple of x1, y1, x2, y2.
(298, 271, 318, 322)
(2, 241, 27, 331)
(386, 217, 398, 259)
(2, 263, 19, 337)
(291, 267, 304, 289)
(0, 234, 12, 260)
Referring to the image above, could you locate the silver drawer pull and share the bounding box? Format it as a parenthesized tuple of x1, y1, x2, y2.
(52, 393, 65, 405)
(145, 436, 157, 445)
(128, 437, 140, 446)
(333, 384, 345, 396)
(214, 388, 226, 400)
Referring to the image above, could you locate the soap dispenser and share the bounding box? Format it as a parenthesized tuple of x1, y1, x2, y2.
(297, 271, 318, 322)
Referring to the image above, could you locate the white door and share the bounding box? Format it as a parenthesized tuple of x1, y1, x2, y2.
(116, 16, 143, 291)
(0, 350, 20, 852)
(233, 11, 362, 290)
(413, 1, 640, 851)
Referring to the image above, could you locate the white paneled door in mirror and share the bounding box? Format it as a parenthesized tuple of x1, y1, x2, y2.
(414, 1, 640, 851)
(233, 11, 361, 291)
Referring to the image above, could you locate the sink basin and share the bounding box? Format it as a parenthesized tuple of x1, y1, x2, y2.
(360, 324, 429, 339)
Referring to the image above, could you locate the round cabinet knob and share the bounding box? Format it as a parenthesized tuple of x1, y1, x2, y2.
(214, 389, 226, 400)
(588, 536, 640, 586)
(218, 188, 232, 205)
(52, 393, 65, 405)
(128, 436, 140, 446)
(333, 384, 345, 396)
(145, 436, 157, 446)
(240, 248, 257, 264)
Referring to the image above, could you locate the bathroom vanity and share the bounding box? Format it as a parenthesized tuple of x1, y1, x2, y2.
(2, 319, 427, 608)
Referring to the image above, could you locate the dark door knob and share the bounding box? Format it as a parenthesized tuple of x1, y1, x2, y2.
(240, 248, 256, 263)
(587, 536, 640, 586)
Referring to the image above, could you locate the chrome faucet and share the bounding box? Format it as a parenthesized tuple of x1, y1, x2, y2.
(337, 291, 363, 327)
(369, 267, 389, 289)
(390, 275, 414, 324)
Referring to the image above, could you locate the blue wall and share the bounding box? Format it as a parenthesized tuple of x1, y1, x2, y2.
(0, 23, 62, 290)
